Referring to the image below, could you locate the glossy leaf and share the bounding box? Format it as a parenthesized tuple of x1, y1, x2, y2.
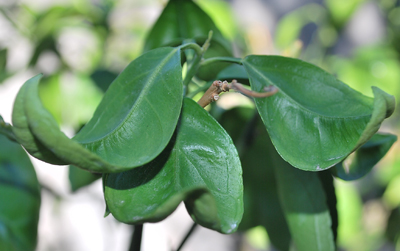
(69, 166, 101, 192)
(0, 134, 41, 251)
(73, 47, 183, 167)
(333, 133, 397, 180)
(274, 155, 335, 251)
(144, 0, 232, 80)
(12, 47, 183, 172)
(104, 98, 243, 234)
(219, 107, 291, 251)
(242, 55, 395, 171)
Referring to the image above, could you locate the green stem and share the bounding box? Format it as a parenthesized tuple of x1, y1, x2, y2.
(181, 31, 213, 95)
(176, 223, 197, 251)
(0, 116, 17, 142)
(200, 57, 243, 67)
(128, 224, 143, 251)
(179, 43, 203, 57)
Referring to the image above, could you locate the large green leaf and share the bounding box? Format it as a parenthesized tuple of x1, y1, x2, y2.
(242, 55, 395, 171)
(219, 107, 291, 251)
(0, 134, 41, 251)
(144, 0, 232, 80)
(333, 133, 397, 180)
(274, 156, 335, 251)
(12, 47, 183, 172)
(73, 47, 183, 167)
(104, 98, 243, 234)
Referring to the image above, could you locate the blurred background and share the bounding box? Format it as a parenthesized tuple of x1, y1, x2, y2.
(0, 0, 399, 250)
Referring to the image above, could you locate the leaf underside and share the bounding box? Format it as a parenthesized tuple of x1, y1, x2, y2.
(333, 133, 397, 180)
(219, 107, 291, 251)
(274, 156, 335, 251)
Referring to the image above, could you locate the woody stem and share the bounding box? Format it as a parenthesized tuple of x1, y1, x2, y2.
(197, 79, 278, 108)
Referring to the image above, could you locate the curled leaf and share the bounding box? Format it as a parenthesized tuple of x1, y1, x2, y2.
(333, 133, 397, 180)
(12, 47, 183, 172)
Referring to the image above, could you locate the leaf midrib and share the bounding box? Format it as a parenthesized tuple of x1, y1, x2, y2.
(78, 48, 178, 145)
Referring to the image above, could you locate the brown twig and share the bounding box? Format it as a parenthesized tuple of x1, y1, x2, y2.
(197, 79, 278, 108)
(229, 79, 278, 98)
(197, 80, 230, 108)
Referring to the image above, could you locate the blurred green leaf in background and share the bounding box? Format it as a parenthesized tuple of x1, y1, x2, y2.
(0, 134, 40, 251)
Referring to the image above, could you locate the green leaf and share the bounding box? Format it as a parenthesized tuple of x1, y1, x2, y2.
(333, 133, 397, 180)
(386, 207, 400, 244)
(317, 171, 338, 242)
(69, 166, 101, 192)
(11, 74, 67, 165)
(274, 157, 335, 251)
(0, 134, 41, 251)
(144, 0, 232, 80)
(12, 47, 183, 172)
(219, 107, 291, 251)
(144, 0, 230, 52)
(73, 47, 183, 167)
(90, 69, 118, 93)
(242, 55, 395, 171)
(104, 98, 243, 234)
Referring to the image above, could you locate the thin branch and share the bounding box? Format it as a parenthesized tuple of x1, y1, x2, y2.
(176, 223, 197, 251)
(200, 56, 243, 67)
(197, 79, 278, 108)
(179, 43, 203, 57)
(128, 224, 143, 251)
(229, 79, 278, 98)
(182, 31, 213, 94)
(197, 80, 230, 108)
